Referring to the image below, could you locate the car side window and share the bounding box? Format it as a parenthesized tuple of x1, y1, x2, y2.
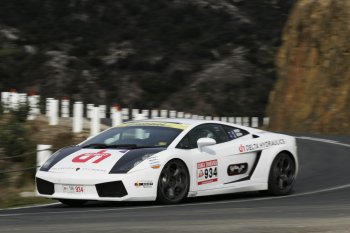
(176, 124, 229, 149)
(222, 125, 249, 140)
(176, 135, 191, 149)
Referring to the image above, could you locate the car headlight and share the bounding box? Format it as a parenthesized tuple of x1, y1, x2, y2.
(109, 148, 165, 174)
(132, 153, 154, 167)
(110, 153, 154, 174)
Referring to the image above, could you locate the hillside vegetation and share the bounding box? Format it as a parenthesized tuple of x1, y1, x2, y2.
(0, 0, 293, 116)
(0, 110, 89, 207)
(267, 0, 350, 133)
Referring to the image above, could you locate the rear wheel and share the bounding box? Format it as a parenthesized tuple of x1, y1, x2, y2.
(267, 152, 296, 195)
(157, 159, 190, 204)
(59, 199, 87, 207)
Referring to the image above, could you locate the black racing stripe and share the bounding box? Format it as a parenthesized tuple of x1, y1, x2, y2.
(40, 146, 81, 172)
(224, 151, 262, 185)
(109, 148, 166, 174)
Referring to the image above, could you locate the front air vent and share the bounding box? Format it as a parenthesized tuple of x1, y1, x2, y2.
(95, 181, 128, 198)
(36, 178, 55, 195)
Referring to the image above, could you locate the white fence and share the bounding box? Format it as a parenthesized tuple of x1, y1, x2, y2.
(1, 91, 269, 136)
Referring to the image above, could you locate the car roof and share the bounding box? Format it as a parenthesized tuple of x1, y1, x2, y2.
(133, 118, 249, 129)
(135, 118, 264, 134)
(138, 118, 212, 126)
(106, 118, 266, 144)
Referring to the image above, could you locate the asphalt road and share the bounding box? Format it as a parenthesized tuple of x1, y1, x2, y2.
(1, 135, 350, 233)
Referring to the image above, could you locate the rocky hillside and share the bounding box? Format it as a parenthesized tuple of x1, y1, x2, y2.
(267, 0, 350, 133)
(0, 0, 293, 117)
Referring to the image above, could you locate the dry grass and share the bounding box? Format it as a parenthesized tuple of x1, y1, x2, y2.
(0, 177, 55, 208)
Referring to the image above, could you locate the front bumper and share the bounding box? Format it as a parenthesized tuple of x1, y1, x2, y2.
(35, 170, 159, 201)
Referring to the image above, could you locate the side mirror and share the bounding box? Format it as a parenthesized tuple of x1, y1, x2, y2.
(197, 138, 216, 152)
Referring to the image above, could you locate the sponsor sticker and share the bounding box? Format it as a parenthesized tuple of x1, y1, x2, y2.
(148, 157, 161, 169)
(234, 129, 244, 137)
(134, 180, 154, 188)
(227, 130, 237, 139)
(116, 122, 188, 130)
(227, 163, 248, 176)
(197, 159, 218, 185)
(239, 139, 286, 153)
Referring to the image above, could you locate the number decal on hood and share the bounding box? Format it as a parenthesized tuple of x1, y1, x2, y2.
(72, 150, 111, 164)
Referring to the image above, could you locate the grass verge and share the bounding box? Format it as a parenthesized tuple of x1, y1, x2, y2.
(0, 181, 56, 209)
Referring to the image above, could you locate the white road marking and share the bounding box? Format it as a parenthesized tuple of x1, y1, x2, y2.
(0, 202, 59, 211)
(292, 184, 350, 197)
(297, 136, 350, 148)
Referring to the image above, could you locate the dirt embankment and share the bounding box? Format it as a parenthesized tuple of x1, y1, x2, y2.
(267, 0, 350, 134)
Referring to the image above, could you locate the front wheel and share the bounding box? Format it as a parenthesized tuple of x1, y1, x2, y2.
(157, 159, 190, 204)
(58, 199, 87, 207)
(266, 152, 296, 195)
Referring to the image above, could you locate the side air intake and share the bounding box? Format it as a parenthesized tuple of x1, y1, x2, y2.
(36, 178, 55, 195)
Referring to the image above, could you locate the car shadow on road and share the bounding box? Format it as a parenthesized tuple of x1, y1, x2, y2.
(50, 191, 264, 209)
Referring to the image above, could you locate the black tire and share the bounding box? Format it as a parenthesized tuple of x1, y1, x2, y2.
(59, 199, 87, 207)
(266, 152, 296, 196)
(157, 159, 190, 204)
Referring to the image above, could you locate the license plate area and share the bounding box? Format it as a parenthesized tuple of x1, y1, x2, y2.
(62, 184, 85, 194)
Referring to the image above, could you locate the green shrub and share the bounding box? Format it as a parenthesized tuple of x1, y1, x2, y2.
(0, 114, 32, 162)
(11, 104, 30, 122)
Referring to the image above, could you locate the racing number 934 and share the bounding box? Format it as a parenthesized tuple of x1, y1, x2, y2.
(197, 160, 218, 185)
(204, 167, 217, 179)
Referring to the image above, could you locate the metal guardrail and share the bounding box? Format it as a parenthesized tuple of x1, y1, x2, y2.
(0, 148, 58, 177)
(0, 148, 58, 161)
(0, 166, 39, 175)
(0, 151, 35, 160)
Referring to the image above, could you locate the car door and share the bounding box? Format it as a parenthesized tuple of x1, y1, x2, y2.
(176, 124, 258, 192)
(217, 125, 258, 185)
(176, 124, 229, 191)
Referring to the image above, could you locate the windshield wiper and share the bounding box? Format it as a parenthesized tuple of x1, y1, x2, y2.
(113, 144, 169, 149)
(82, 143, 165, 149)
(113, 144, 139, 149)
(82, 143, 110, 149)
(82, 143, 139, 149)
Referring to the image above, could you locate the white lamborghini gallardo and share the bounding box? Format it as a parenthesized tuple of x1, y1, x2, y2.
(36, 119, 298, 206)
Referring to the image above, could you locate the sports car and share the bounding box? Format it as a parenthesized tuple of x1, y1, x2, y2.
(36, 119, 298, 206)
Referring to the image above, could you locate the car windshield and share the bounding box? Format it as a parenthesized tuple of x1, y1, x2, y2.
(80, 125, 184, 149)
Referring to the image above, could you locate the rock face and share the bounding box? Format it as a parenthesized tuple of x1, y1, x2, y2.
(267, 0, 350, 134)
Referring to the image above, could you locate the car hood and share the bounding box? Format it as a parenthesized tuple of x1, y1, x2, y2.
(47, 147, 165, 174)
